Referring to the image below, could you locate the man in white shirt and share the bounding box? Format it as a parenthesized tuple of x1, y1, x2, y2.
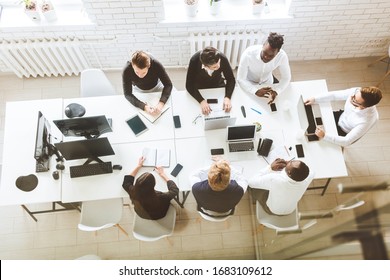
(237, 32, 291, 104)
(249, 159, 314, 216)
(305, 86, 382, 147)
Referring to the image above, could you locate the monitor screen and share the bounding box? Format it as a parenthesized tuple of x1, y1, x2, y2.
(34, 112, 50, 160)
(227, 125, 256, 141)
(54, 137, 115, 161)
(53, 115, 112, 138)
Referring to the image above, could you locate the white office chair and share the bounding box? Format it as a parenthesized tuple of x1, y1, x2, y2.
(80, 68, 116, 97)
(256, 201, 299, 232)
(78, 198, 128, 237)
(132, 204, 176, 241)
(197, 208, 233, 222)
(368, 44, 390, 87)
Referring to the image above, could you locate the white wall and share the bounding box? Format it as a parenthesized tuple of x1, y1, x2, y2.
(0, 0, 389, 72)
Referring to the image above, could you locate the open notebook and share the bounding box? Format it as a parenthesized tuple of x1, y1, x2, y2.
(139, 104, 170, 124)
(142, 147, 170, 167)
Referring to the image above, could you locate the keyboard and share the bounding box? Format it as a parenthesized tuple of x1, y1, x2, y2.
(228, 141, 254, 152)
(70, 162, 113, 178)
(204, 115, 230, 121)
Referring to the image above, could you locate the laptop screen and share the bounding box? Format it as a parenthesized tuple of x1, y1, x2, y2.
(227, 125, 256, 141)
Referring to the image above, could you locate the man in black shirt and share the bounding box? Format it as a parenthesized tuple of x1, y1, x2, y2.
(122, 51, 173, 116)
(185, 47, 236, 115)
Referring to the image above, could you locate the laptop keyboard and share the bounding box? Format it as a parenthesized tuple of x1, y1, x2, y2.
(70, 162, 113, 178)
(205, 115, 230, 121)
(229, 141, 254, 152)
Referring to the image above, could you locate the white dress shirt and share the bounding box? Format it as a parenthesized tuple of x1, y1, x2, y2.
(249, 165, 314, 215)
(315, 87, 379, 146)
(237, 45, 291, 95)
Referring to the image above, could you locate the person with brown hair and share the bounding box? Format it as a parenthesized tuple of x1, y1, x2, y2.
(249, 158, 314, 216)
(237, 32, 291, 104)
(190, 158, 248, 218)
(305, 86, 382, 146)
(186, 46, 236, 115)
(122, 157, 178, 220)
(122, 51, 173, 116)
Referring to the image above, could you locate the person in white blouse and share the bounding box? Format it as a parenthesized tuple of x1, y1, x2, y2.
(305, 86, 382, 147)
(237, 32, 291, 104)
(249, 158, 314, 216)
(189, 158, 248, 218)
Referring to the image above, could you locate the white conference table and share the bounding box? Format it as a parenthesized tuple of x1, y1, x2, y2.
(0, 79, 348, 221)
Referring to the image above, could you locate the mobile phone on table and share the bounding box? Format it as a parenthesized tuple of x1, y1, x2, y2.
(207, 98, 218, 104)
(211, 148, 224, 155)
(173, 115, 181, 128)
(296, 144, 305, 158)
(170, 163, 183, 177)
(270, 103, 277, 112)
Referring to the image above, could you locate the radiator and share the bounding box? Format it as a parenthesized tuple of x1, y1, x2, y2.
(0, 38, 90, 78)
(189, 31, 265, 68)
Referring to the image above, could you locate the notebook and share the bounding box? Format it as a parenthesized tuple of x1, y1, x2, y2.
(139, 105, 170, 124)
(226, 125, 256, 153)
(142, 147, 170, 167)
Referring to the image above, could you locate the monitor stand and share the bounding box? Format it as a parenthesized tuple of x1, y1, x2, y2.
(82, 157, 104, 165)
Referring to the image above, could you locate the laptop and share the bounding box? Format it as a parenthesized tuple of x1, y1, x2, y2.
(204, 116, 237, 130)
(226, 125, 256, 152)
(297, 95, 323, 142)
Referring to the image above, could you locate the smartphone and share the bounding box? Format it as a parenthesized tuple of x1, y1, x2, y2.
(315, 117, 323, 126)
(270, 103, 277, 112)
(256, 138, 262, 154)
(170, 163, 183, 177)
(207, 98, 218, 104)
(211, 148, 224, 155)
(258, 138, 273, 156)
(296, 144, 305, 158)
(173, 115, 181, 128)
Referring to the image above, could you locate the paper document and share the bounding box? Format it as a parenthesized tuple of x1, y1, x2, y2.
(139, 105, 170, 124)
(142, 148, 170, 167)
(264, 145, 293, 164)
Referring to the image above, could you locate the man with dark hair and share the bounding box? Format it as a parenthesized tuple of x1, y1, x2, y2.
(186, 46, 236, 115)
(305, 86, 382, 146)
(249, 159, 314, 216)
(237, 32, 291, 104)
(122, 50, 173, 116)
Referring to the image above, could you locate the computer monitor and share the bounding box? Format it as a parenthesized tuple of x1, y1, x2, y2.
(34, 111, 51, 172)
(53, 115, 112, 139)
(54, 137, 115, 163)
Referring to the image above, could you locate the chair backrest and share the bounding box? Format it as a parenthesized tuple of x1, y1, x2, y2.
(256, 201, 299, 231)
(197, 210, 231, 222)
(80, 69, 116, 97)
(78, 198, 124, 231)
(132, 204, 176, 241)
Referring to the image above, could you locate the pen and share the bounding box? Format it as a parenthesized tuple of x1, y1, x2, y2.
(251, 108, 262, 115)
(284, 145, 290, 156)
(192, 114, 201, 124)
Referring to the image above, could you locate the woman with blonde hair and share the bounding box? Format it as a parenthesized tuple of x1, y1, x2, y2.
(190, 159, 248, 218)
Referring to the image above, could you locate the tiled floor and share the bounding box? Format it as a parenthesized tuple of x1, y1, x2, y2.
(0, 57, 389, 260)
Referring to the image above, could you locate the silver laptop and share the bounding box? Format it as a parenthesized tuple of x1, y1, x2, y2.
(226, 125, 256, 152)
(204, 116, 237, 130)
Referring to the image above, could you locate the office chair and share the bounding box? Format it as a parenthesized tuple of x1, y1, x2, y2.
(132, 204, 176, 241)
(78, 198, 128, 237)
(80, 68, 116, 97)
(368, 44, 390, 87)
(256, 201, 299, 232)
(197, 208, 233, 222)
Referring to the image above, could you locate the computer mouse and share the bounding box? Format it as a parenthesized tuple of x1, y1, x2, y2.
(52, 171, 60, 180)
(56, 163, 65, 170)
(112, 164, 122, 170)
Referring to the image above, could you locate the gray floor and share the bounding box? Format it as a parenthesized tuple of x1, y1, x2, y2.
(0, 56, 389, 259)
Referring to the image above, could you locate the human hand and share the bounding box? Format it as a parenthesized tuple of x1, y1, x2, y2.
(144, 104, 156, 115)
(266, 90, 278, 104)
(200, 100, 212, 115)
(211, 155, 224, 162)
(255, 87, 272, 97)
(315, 126, 325, 139)
(155, 166, 169, 181)
(154, 102, 164, 115)
(304, 98, 315, 105)
(137, 156, 145, 167)
(271, 158, 287, 171)
(223, 97, 232, 112)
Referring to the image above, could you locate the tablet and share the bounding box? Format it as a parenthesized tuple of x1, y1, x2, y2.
(126, 114, 148, 136)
